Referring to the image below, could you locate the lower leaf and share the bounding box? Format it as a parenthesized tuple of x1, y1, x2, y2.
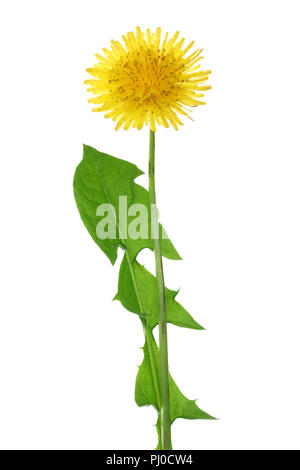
(135, 332, 215, 447)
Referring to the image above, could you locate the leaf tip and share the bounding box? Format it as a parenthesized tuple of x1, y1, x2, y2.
(193, 399, 217, 420)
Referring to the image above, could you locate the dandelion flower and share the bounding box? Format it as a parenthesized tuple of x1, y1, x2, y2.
(85, 27, 211, 131)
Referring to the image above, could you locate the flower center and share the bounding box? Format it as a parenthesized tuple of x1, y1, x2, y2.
(109, 48, 184, 108)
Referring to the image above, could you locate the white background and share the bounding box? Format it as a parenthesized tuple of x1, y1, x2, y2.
(0, 0, 300, 450)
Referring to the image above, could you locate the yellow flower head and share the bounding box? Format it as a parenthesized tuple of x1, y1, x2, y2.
(85, 27, 211, 131)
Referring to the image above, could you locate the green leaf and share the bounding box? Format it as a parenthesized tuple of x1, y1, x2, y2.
(73, 145, 180, 264)
(135, 333, 215, 448)
(73, 144, 214, 448)
(134, 334, 160, 410)
(115, 253, 204, 331)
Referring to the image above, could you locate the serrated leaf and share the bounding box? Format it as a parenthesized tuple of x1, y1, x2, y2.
(73, 144, 214, 448)
(135, 333, 215, 448)
(73, 145, 180, 264)
(115, 253, 204, 331)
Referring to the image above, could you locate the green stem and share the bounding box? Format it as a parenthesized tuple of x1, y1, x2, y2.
(148, 129, 172, 450)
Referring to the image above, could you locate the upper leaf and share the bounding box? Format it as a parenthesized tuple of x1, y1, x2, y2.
(73, 145, 180, 264)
